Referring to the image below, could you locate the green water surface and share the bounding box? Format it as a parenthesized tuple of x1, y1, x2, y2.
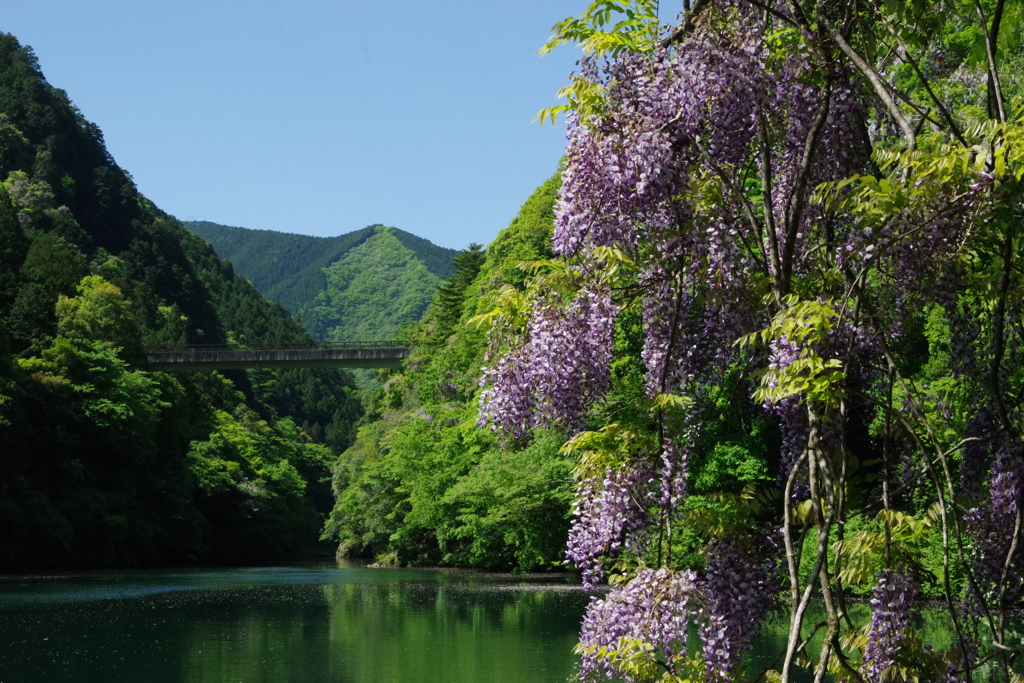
(1, 563, 1019, 683)
(0, 562, 590, 683)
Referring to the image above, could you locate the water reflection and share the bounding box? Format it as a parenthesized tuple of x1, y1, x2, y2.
(321, 581, 587, 683)
(1, 564, 1017, 682)
(0, 563, 590, 683)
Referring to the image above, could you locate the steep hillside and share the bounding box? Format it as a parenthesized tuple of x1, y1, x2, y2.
(324, 173, 569, 571)
(0, 34, 363, 569)
(184, 220, 457, 316)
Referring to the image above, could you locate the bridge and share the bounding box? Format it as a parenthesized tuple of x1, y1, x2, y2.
(145, 342, 411, 372)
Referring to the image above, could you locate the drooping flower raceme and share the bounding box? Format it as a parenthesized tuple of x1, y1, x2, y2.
(479, 283, 617, 441)
(861, 568, 917, 683)
(964, 439, 1024, 613)
(566, 460, 659, 590)
(701, 535, 781, 682)
(578, 568, 702, 682)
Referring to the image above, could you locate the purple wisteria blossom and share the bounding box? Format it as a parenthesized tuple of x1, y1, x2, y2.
(701, 534, 780, 682)
(567, 460, 658, 589)
(479, 283, 617, 440)
(861, 568, 917, 683)
(964, 440, 1024, 613)
(578, 568, 702, 682)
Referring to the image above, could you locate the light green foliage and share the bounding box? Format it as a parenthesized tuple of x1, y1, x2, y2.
(17, 336, 165, 435)
(836, 505, 942, 588)
(307, 227, 442, 343)
(540, 0, 658, 56)
(537, 0, 658, 125)
(739, 297, 846, 409)
(55, 275, 143, 356)
(335, 408, 494, 565)
(443, 429, 573, 570)
(187, 407, 332, 557)
(3, 170, 53, 226)
(16, 275, 154, 440)
(562, 423, 657, 479)
(576, 635, 702, 683)
(819, 116, 1024, 224)
(189, 409, 307, 501)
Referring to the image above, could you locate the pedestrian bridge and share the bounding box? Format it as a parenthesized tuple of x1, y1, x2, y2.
(145, 342, 410, 372)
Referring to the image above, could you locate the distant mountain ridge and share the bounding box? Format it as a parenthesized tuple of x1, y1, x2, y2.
(184, 220, 457, 316)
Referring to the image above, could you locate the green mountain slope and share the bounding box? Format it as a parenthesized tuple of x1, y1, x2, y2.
(0, 33, 363, 569)
(305, 227, 442, 342)
(184, 220, 457, 316)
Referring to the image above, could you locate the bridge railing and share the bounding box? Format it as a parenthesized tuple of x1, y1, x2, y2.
(146, 341, 411, 353)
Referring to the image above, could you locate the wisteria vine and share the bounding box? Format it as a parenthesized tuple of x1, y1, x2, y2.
(478, 1, 1024, 682)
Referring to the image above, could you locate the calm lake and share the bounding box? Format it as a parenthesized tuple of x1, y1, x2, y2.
(0, 562, 590, 683)
(1, 562, 1019, 683)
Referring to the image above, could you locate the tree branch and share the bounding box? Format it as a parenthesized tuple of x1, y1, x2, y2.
(758, 118, 784, 303)
(989, 220, 1015, 434)
(817, 13, 917, 149)
(741, 0, 800, 28)
(694, 137, 770, 275)
(660, 0, 710, 48)
(780, 82, 831, 294)
(974, 0, 1007, 123)
(873, 6, 968, 146)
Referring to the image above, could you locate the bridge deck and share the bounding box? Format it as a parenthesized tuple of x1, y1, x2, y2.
(146, 343, 410, 371)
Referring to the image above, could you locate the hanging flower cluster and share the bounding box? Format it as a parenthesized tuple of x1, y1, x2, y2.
(577, 568, 701, 682)
(861, 569, 918, 683)
(478, 1, 1024, 681)
(567, 460, 658, 589)
(478, 283, 617, 440)
(700, 535, 780, 681)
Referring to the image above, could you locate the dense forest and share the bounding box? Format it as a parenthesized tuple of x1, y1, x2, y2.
(185, 220, 456, 318)
(304, 226, 447, 344)
(0, 33, 364, 569)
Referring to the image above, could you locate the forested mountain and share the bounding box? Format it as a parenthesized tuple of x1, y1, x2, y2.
(0, 33, 363, 569)
(184, 220, 457, 317)
(305, 227, 443, 343)
(324, 173, 571, 571)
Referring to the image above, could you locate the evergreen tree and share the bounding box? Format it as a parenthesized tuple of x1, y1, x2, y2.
(0, 184, 27, 312)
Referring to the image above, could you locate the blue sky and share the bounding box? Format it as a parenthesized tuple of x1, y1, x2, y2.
(4, 1, 582, 250)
